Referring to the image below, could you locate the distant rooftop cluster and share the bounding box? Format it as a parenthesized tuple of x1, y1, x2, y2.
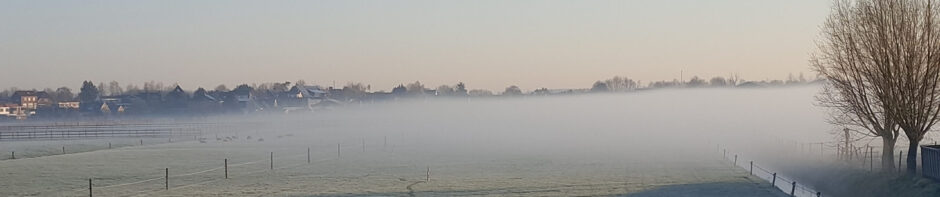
(0, 74, 821, 121)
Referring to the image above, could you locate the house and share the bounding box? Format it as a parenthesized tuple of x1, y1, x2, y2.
(58, 101, 80, 109)
(0, 103, 18, 117)
(11, 91, 42, 110)
(136, 92, 163, 104)
(278, 85, 330, 110)
(163, 85, 189, 111)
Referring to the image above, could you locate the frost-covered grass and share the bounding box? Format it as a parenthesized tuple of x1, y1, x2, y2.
(0, 135, 785, 196)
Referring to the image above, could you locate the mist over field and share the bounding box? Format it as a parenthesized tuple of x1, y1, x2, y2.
(0, 86, 844, 196)
(294, 86, 829, 159)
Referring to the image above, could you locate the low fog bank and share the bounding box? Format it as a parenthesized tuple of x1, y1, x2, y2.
(0, 86, 844, 196)
(242, 86, 831, 167)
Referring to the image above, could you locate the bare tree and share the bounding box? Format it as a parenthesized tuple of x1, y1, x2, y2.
(343, 82, 370, 99)
(405, 81, 426, 95)
(813, 0, 910, 172)
(863, 0, 940, 174)
(125, 84, 141, 95)
(214, 85, 229, 92)
(98, 82, 109, 96)
(435, 85, 455, 96)
(815, 0, 940, 173)
(727, 73, 741, 87)
(468, 89, 494, 97)
(686, 76, 707, 87)
(144, 81, 164, 93)
(709, 77, 728, 87)
(109, 81, 123, 96)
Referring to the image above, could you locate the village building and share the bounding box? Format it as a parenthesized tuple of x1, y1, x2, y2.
(58, 101, 80, 110)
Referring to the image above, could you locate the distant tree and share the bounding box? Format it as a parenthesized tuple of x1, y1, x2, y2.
(54, 87, 74, 102)
(78, 81, 99, 103)
(532, 88, 551, 95)
(728, 73, 741, 87)
(295, 80, 307, 87)
(272, 81, 291, 92)
(232, 84, 252, 94)
(435, 85, 455, 96)
(468, 89, 494, 97)
(601, 76, 637, 91)
(214, 85, 229, 92)
(0, 89, 11, 99)
(709, 77, 728, 87)
(650, 80, 681, 88)
(108, 81, 123, 96)
(125, 84, 141, 95)
(343, 83, 370, 99)
(144, 81, 164, 93)
(405, 81, 426, 95)
(591, 81, 609, 92)
(687, 76, 706, 87)
(502, 85, 523, 96)
(391, 84, 407, 95)
(98, 82, 109, 96)
(253, 83, 271, 95)
(455, 82, 468, 96)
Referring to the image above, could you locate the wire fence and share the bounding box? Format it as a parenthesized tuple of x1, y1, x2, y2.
(68, 136, 395, 197)
(720, 147, 823, 197)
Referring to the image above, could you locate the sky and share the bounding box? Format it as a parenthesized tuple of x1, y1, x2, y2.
(0, 0, 831, 92)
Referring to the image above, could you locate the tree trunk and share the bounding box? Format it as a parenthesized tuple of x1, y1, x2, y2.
(882, 137, 897, 172)
(907, 140, 919, 175)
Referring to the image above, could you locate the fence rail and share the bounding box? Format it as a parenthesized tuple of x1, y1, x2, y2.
(0, 122, 242, 141)
(721, 146, 823, 197)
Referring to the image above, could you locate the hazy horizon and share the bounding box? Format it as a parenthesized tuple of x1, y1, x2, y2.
(1, 0, 830, 91)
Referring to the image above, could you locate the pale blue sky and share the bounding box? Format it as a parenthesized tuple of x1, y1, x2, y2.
(0, 0, 830, 91)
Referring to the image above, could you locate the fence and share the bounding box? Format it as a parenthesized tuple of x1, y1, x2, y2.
(0, 122, 217, 141)
(73, 136, 407, 197)
(720, 146, 823, 197)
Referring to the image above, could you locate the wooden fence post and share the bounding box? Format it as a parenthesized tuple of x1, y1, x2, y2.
(790, 181, 796, 197)
(749, 161, 753, 175)
(11, 151, 14, 159)
(89, 178, 93, 197)
(734, 155, 738, 167)
(307, 147, 311, 164)
(772, 173, 777, 186)
(224, 159, 228, 179)
(165, 168, 169, 190)
(270, 152, 274, 170)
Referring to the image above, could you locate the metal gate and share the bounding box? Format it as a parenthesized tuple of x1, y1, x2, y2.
(923, 145, 940, 181)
